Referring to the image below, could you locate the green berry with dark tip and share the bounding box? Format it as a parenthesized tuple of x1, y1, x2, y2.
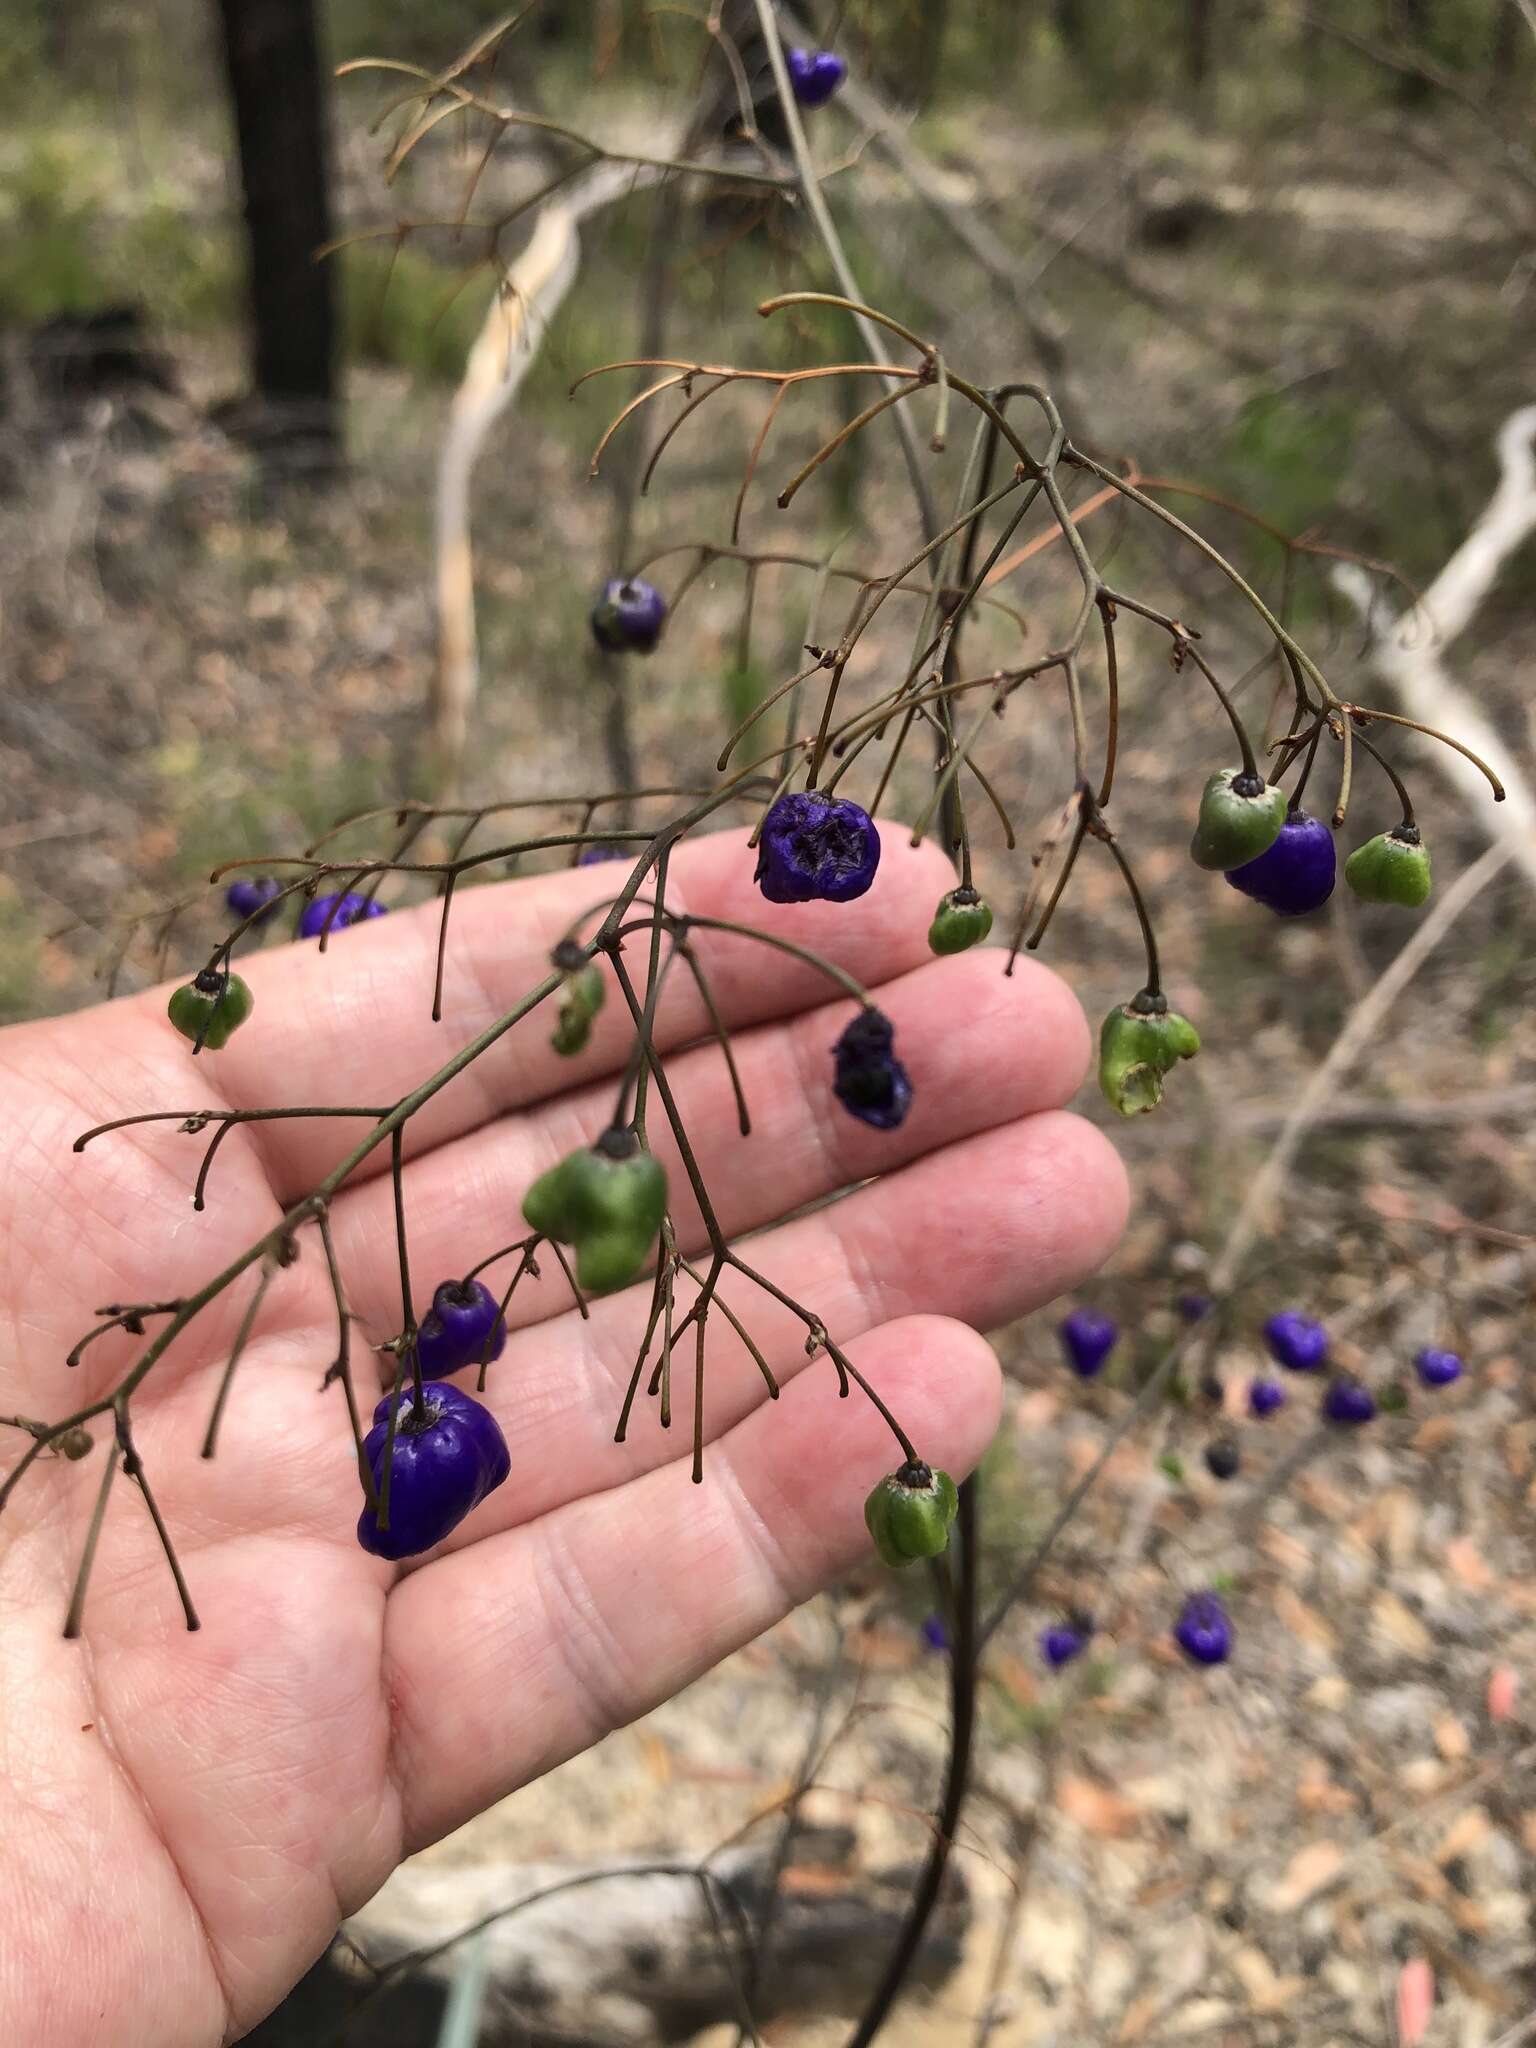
(863, 1462, 960, 1568)
(1344, 825, 1432, 907)
(167, 968, 254, 1052)
(927, 887, 993, 956)
(1189, 768, 1288, 871)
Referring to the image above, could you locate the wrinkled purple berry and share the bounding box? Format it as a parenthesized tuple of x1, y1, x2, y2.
(1414, 1346, 1463, 1388)
(1248, 1377, 1286, 1418)
(590, 577, 667, 654)
(755, 792, 881, 905)
(1174, 1590, 1233, 1666)
(299, 891, 389, 939)
(785, 46, 847, 106)
(415, 1279, 507, 1379)
(1224, 809, 1337, 918)
(1039, 1621, 1089, 1670)
(1323, 1374, 1376, 1426)
(226, 876, 283, 924)
(1059, 1308, 1118, 1379)
(832, 1008, 911, 1131)
(1264, 1310, 1328, 1372)
(356, 1383, 510, 1560)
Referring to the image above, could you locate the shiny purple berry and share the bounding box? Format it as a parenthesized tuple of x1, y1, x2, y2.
(299, 891, 389, 939)
(1414, 1346, 1463, 1388)
(1248, 1377, 1286, 1418)
(755, 792, 881, 905)
(1039, 1622, 1088, 1670)
(1264, 1310, 1328, 1372)
(356, 1383, 510, 1560)
(1174, 1590, 1232, 1666)
(415, 1279, 507, 1379)
(590, 577, 667, 654)
(1224, 809, 1337, 917)
(1059, 1308, 1118, 1379)
(1323, 1374, 1376, 1426)
(832, 1008, 912, 1131)
(225, 876, 282, 924)
(786, 46, 847, 106)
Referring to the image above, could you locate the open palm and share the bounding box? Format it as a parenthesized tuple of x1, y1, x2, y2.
(0, 828, 1126, 2047)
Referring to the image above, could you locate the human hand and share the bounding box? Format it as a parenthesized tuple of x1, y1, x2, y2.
(0, 829, 1125, 2046)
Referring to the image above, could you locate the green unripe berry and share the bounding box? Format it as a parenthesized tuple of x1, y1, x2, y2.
(1189, 768, 1288, 872)
(521, 1131, 668, 1295)
(1098, 993, 1200, 1118)
(167, 969, 254, 1051)
(927, 887, 994, 956)
(1344, 825, 1432, 907)
(863, 1461, 960, 1568)
(550, 953, 606, 1056)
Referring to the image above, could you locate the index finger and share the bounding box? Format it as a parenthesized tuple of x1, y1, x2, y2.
(146, 824, 961, 1190)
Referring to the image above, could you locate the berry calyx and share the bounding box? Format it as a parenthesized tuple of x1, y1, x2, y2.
(927, 887, 994, 956)
(1414, 1346, 1463, 1388)
(1189, 768, 1288, 872)
(298, 892, 389, 939)
(785, 46, 848, 106)
(521, 1134, 668, 1295)
(755, 791, 881, 905)
(1097, 997, 1200, 1117)
(356, 1383, 510, 1560)
(167, 967, 254, 1052)
(1344, 825, 1432, 907)
(863, 1462, 959, 1568)
(225, 876, 282, 924)
(1322, 1373, 1376, 1426)
(1263, 1309, 1328, 1372)
(589, 577, 667, 655)
(1203, 1434, 1241, 1481)
(831, 1008, 912, 1131)
(415, 1279, 507, 1379)
(1248, 1377, 1286, 1418)
(1224, 808, 1337, 917)
(1039, 1620, 1090, 1670)
(1059, 1308, 1118, 1378)
(1174, 1590, 1233, 1666)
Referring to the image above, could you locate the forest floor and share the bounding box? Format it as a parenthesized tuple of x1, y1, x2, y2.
(2, 74, 1534, 2048)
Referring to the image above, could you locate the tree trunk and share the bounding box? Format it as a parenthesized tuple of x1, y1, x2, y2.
(213, 0, 338, 466)
(1185, 0, 1217, 91)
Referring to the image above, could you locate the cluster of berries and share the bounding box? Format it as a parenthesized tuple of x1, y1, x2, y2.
(1194, 769, 1432, 915)
(1033, 1594, 1235, 1670)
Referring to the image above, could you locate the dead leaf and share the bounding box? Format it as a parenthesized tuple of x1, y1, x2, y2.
(1057, 1773, 1142, 1837)
(1229, 1945, 1303, 2013)
(1434, 1713, 1471, 1761)
(1264, 1839, 1344, 1912)
(1273, 1584, 1338, 1654)
(1434, 1806, 1491, 1865)
(1446, 1536, 1495, 1591)
(1372, 1592, 1434, 1656)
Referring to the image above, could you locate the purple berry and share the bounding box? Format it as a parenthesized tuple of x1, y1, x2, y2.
(590, 577, 667, 655)
(299, 891, 389, 939)
(576, 843, 625, 866)
(785, 46, 847, 107)
(1204, 1435, 1241, 1481)
(415, 1279, 507, 1379)
(1059, 1308, 1118, 1378)
(356, 1383, 510, 1560)
(1264, 1310, 1328, 1372)
(1323, 1374, 1376, 1427)
(755, 791, 881, 905)
(1248, 1376, 1286, 1418)
(1039, 1622, 1088, 1670)
(1414, 1346, 1463, 1388)
(225, 876, 283, 924)
(1174, 1590, 1233, 1666)
(920, 1613, 950, 1653)
(1178, 1292, 1213, 1323)
(831, 1008, 912, 1131)
(1224, 809, 1337, 917)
